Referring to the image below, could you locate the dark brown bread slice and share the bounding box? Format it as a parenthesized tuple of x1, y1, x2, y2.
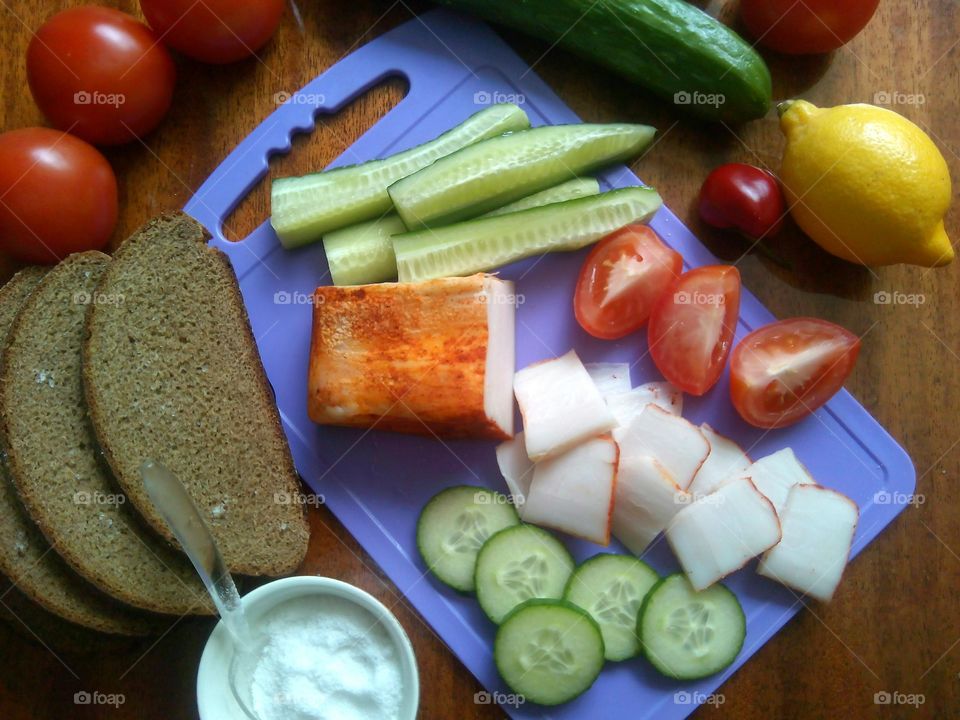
(84, 213, 309, 576)
(0, 267, 157, 636)
(0, 253, 211, 616)
(0, 576, 142, 651)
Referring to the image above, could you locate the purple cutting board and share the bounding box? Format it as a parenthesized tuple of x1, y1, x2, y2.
(185, 9, 915, 719)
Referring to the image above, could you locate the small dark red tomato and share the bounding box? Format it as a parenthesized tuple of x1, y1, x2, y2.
(730, 318, 861, 429)
(0, 128, 118, 264)
(27, 6, 176, 145)
(574, 225, 683, 340)
(699, 163, 785, 241)
(140, 0, 285, 64)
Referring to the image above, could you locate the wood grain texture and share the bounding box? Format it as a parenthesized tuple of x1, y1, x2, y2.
(0, 1, 957, 718)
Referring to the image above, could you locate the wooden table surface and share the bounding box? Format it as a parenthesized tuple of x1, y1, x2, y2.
(0, 1, 957, 718)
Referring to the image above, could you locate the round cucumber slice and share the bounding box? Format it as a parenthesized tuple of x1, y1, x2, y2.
(494, 598, 605, 706)
(637, 573, 745, 680)
(416, 486, 519, 592)
(563, 553, 659, 661)
(475, 524, 575, 624)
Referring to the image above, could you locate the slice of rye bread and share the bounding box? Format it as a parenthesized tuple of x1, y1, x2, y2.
(83, 213, 308, 576)
(0, 268, 158, 636)
(0, 576, 142, 652)
(0, 253, 212, 616)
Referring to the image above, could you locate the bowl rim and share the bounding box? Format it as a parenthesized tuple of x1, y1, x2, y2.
(196, 575, 420, 720)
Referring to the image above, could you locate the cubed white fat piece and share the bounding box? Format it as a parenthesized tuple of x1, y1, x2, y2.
(584, 362, 632, 396)
(514, 350, 617, 461)
(495, 432, 534, 507)
(688, 424, 752, 498)
(612, 455, 690, 555)
(605, 382, 683, 444)
(616, 404, 709, 489)
(737, 448, 815, 515)
(758, 484, 859, 602)
(665, 476, 782, 590)
(483, 276, 518, 438)
(521, 436, 618, 545)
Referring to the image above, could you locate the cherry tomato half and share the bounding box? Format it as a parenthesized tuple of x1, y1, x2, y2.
(140, 0, 284, 64)
(730, 318, 861, 429)
(27, 6, 176, 145)
(698, 163, 785, 241)
(648, 265, 741, 396)
(740, 0, 881, 55)
(0, 128, 118, 264)
(574, 225, 683, 340)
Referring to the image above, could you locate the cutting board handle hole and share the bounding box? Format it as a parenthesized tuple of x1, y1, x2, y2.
(221, 75, 409, 242)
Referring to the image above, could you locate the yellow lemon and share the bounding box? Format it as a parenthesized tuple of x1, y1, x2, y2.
(779, 100, 953, 267)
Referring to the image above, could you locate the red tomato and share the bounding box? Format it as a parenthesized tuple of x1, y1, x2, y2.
(27, 6, 176, 145)
(575, 226, 683, 340)
(0, 128, 118, 264)
(140, 0, 284, 64)
(740, 0, 880, 55)
(698, 164, 785, 240)
(730, 318, 860, 429)
(648, 265, 741, 396)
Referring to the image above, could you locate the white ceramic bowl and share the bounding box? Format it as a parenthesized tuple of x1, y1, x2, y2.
(197, 576, 419, 720)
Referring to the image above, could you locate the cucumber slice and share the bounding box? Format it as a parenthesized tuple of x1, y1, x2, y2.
(394, 186, 662, 282)
(389, 123, 655, 230)
(637, 573, 745, 680)
(483, 177, 600, 218)
(563, 553, 659, 661)
(271, 103, 530, 248)
(475, 524, 575, 623)
(322, 214, 407, 285)
(321, 178, 599, 286)
(494, 599, 605, 706)
(416, 486, 520, 592)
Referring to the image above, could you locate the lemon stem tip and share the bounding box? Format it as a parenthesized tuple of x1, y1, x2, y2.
(777, 100, 797, 118)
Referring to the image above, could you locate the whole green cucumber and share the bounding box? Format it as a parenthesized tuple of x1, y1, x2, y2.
(435, 0, 772, 123)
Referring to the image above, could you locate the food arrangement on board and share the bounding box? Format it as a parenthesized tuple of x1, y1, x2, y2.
(0, 0, 948, 718)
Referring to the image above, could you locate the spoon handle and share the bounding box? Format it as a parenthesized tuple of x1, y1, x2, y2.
(140, 459, 253, 648)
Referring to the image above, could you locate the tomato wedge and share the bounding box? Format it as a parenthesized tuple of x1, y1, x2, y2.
(574, 225, 682, 340)
(730, 318, 861, 429)
(648, 265, 741, 396)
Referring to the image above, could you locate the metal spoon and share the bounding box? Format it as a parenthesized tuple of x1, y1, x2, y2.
(140, 459, 264, 720)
